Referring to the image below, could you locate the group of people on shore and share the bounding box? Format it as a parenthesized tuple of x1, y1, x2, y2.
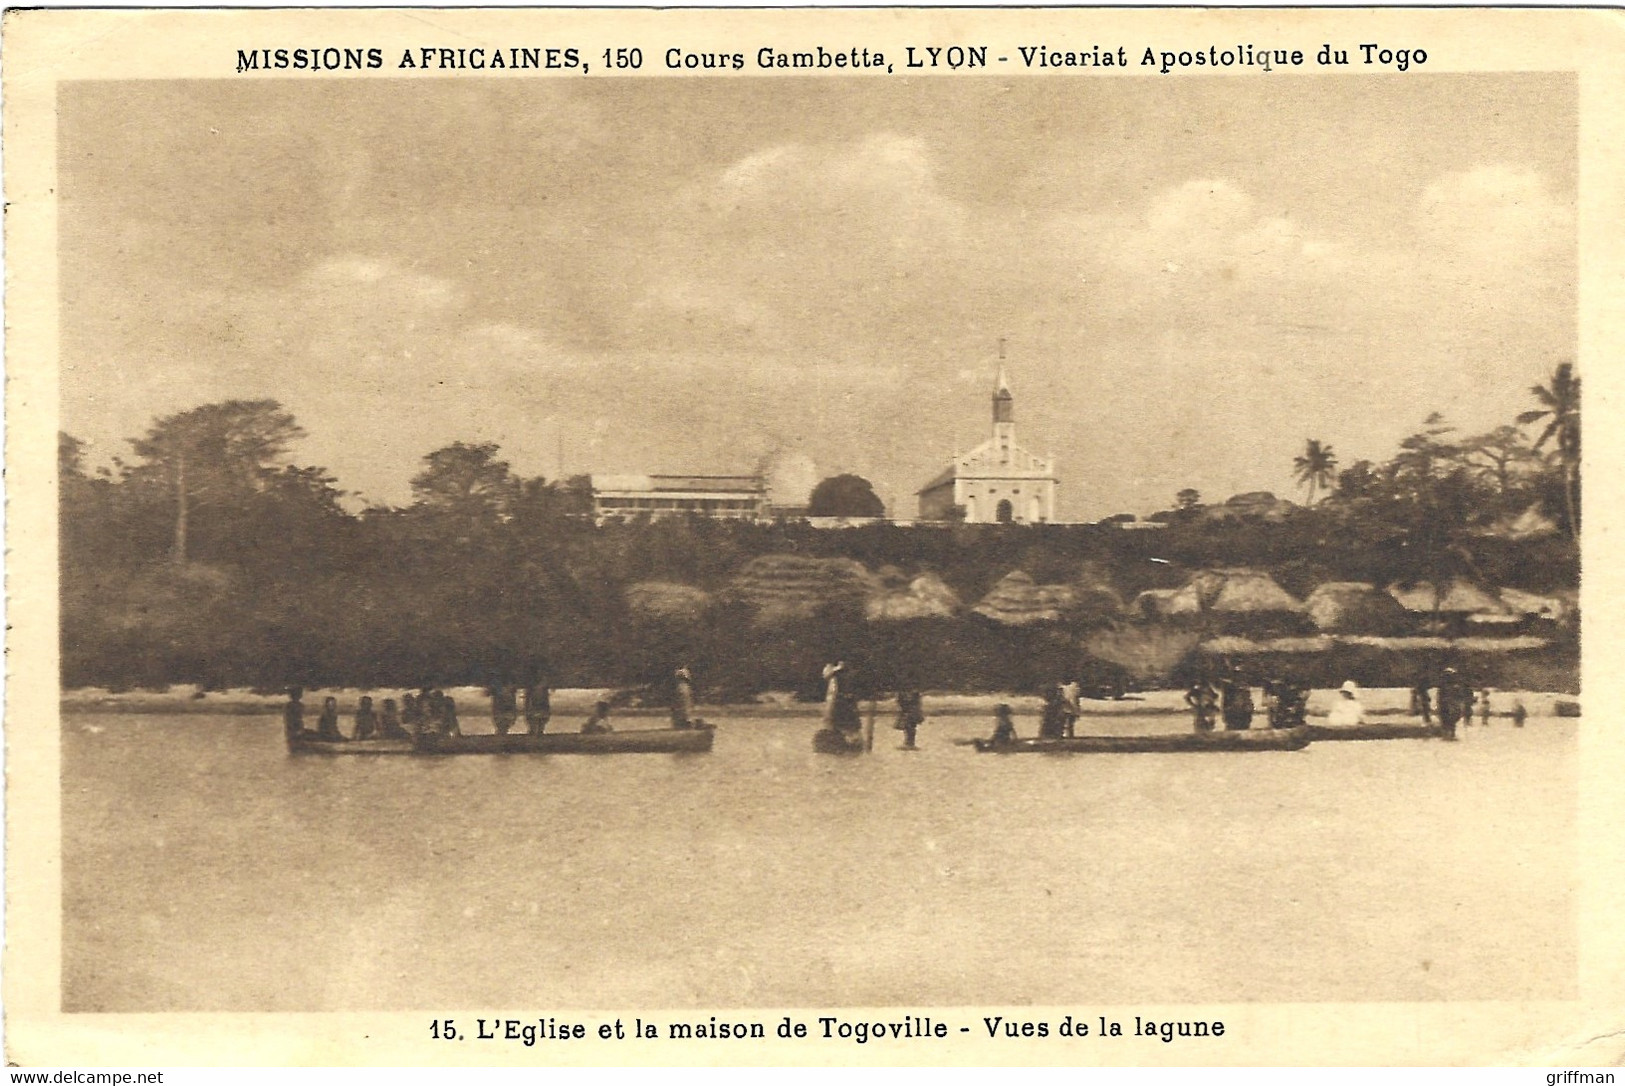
(1411, 668, 1527, 733)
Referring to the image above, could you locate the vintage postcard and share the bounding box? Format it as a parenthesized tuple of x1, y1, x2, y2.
(5, 6, 1624, 1068)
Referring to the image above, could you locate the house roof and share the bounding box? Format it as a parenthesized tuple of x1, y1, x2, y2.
(916, 465, 958, 495)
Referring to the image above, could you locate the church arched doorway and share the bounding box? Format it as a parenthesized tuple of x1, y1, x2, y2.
(996, 499, 1014, 523)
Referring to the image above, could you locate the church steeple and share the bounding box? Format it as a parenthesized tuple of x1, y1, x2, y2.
(992, 339, 1014, 460)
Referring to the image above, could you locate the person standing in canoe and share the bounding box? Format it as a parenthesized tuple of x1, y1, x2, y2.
(894, 690, 925, 749)
(316, 696, 347, 742)
(1059, 680, 1081, 738)
(672, 667, 697, 728)
(524, 682, 551, 736)
(1411, 677, 1434, 723)
(353, 695, 379, 740)
(1220, 669, 1254, 730)
(821, 662, 845, 727)
(1327, 680, 1365, 727)
(1261, 680, 1284, 729)
(1512, 699, 1528, 728)
(1281, 680, 1310, 728)
(491, 684, 519, 736)
(1185, 677, 1218, 732)
(1038, 685, 1067, 739)
(1478, 688, 1493, 727)
(989, 703, 1018, 746)
(1436, 668, 1469, 739)
(441, 695, 462, 736)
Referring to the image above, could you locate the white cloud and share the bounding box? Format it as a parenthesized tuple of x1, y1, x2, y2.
(1107, 178, 1347, 284)
(302, 256, 462, 310)
(1416, 165, 1573, 267)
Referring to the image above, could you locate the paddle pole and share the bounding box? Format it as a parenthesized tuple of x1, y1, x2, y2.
(865, 698, 876, 752)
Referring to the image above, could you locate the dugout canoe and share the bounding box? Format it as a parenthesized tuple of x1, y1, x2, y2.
(287, 736, 417, 755)
(970, 726, 1311, 754)
(1302, 722, 1453, 742)
(413, 727, 714, 755)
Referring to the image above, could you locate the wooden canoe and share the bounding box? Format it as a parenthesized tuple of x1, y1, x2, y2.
(971, 726, 1311, 754)
(1302, 722, 1453, 742)
(413, 727, 714, 755)
(287, 736, 416, 755)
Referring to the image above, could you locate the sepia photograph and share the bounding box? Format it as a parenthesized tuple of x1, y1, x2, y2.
(6, 6, 1624, 1068)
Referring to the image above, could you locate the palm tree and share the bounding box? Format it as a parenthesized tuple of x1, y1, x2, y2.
(1517, 361, 1580, 538)
(1293, 439, 1339, 506)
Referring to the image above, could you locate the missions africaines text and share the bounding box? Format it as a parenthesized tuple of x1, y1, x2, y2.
(235, 42, 1425, 75)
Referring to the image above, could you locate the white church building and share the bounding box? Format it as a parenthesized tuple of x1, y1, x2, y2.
(916, 367, 1059, 524)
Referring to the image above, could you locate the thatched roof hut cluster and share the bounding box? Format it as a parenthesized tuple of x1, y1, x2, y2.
(627, 556, 1566, 641)
(1386, 579, 1510, 616)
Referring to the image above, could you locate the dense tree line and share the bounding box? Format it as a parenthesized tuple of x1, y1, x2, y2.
(60, 366, 1579, 695)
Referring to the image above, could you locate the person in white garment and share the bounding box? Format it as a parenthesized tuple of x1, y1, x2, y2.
(1327, 679, 1365, 727)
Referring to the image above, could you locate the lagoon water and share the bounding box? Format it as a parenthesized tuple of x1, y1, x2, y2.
(63, 712, 1575, 1011)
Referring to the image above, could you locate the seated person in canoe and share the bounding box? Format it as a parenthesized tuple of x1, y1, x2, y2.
(380, 697, 410, 739)
(283, 688, 322, 744)
(1326, 680, 1365, 728)
(582, 699, 614, 734)
(353, 695, 379, 740)
(316, 696, 348, 742)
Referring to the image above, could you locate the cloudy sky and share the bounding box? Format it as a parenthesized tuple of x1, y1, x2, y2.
(59, 74, 1574, 518)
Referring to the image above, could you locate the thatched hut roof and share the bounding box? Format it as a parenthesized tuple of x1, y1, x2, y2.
(973, 570, 1067, 626)
(1497, 587, 1567, 622)
(1084, 625, 1202, 681)
(1206, 568, 1304, 613)
(866, 571, 962, 622)
(1132, 587, 1187, 618)
(625, 581, 712, 623)
(1139, 568, 1302, 617)
(1387, 579, 1510, 615)
(1303, 581, 1409, 632)
(724, 554, 879, 625)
